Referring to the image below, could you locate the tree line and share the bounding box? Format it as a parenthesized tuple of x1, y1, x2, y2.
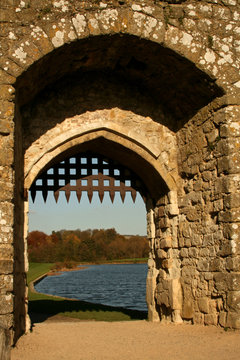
(27, 228, 149, 263)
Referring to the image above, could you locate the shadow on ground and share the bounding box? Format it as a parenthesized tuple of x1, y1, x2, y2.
(28, 299, 148, 326)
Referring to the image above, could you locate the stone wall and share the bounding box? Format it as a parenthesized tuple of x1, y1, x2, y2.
(176, 98, 237, 326)
(0, 0, 240, 350)
(0, 326, 10, 360)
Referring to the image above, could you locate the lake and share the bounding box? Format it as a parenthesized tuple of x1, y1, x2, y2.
(35, 263, 148, 312)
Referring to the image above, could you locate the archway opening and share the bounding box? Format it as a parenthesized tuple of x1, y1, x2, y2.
(27, 148, 151, 320)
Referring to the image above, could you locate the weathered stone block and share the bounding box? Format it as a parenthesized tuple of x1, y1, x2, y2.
(224, 193, 240, 210)
(222, 223, 240, 240)
(0, 69, 15, 86)
(162, 259, 173, 269)
(209, 258, 224, 272)
(199, 248, 209, 257)
(228, 274, 240, 291)
(214, 273, 240, 293)
(160, 236, 172, 249)
(0, 120, 12, 135)
(0, 137, 14, 166)
(221, 175, 240, 194)
(217, 156, 229, 174)
(0, 261, 13, 275)
(219, 311, 227, 327)
(219, 124, 228, 138)
(0, 245, 13, 260)
(204, 272, 213, 281)
(222, 153, 240, 174)
(166, 203, 179, 216)
(226, 256, 240, 272)
(182, 266, 198, 279)
(157, 249, 167, 259)
(218, 243, 233, 257)
(189, 247, 198, 258)
(156, 292, 170, 308)
(213, 230, 223, 242)
(191, 235, 202, 247)
(204, 313, 218, 326)
(218, 209, 240, 222)
(182, 297, 194, 319)
(0, 85, 15, 101)
(0, 314, 13, 330)
(170, 279, 182, 311)
(155, 279, 171, 308)
(226, 312, 240, 329)
(181, 284, 194, 319)
(193, 180, 203, 193)
(198, 297, 209, 314)
(213, 199, 223, 212)
(206, 128, 219, 143)
(0, 275, 13, 294)
(181, 163, 199, 177)
(178, 236, 184, 248)
(0, 182, 14, 202)
(158, 217, 170, 229)
(213, 273, 228, 293)
(193, 312, 204, 324)
(197, 259, 209, 272)
(227, 291, 240, 312)
(185, 206, 200, 222)
(157, 196, 168, 206)
(214, 109, 226, 126)
(184, 237, 191, 248)
(0, 295, 13, 315)
(202, 171, 212, 182)
(158, 206, 165, 217)
(180, 248, 188, 258)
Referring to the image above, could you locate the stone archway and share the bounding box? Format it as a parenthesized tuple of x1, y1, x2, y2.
(0, 2, 240, 353)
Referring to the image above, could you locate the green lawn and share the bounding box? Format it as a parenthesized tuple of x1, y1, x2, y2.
(28, 262, 148, 322)
(27, 262, 53, 284)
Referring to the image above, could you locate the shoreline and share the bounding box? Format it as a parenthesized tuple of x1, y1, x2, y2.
(47, 260, 148, 277)
(47, 266, 88, 276)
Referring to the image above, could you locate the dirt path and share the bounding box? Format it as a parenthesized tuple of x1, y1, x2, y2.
(11, 317, 240, 360)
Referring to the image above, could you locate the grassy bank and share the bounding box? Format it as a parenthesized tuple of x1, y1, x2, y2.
(28, 262, 148, 322)
(27, 262, 53, 285)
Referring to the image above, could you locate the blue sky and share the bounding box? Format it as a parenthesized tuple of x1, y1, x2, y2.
(29, 191, 147, 235)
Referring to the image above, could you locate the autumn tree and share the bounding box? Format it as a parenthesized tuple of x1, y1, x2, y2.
(27, 229, 148, 263)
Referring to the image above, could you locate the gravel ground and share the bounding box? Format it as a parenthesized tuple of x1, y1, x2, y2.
(11, 317, 240, 360)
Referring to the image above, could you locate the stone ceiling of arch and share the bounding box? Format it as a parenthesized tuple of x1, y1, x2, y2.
(22, 69, 167, 151)
(17, 34, 223, 129)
